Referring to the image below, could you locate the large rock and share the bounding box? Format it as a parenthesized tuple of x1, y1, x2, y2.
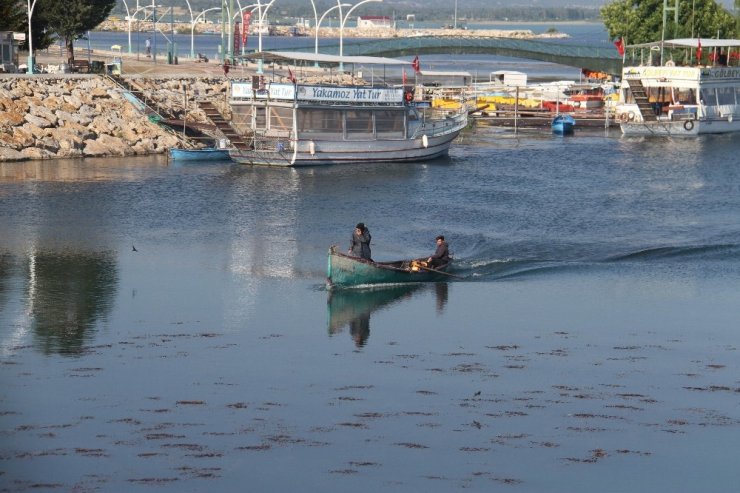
(0, 147, 25, 161)
(24, 113, 53, 128)
(83, 134, 133, 157)
(1, 110, 25, 126)
(20, 147, 53, 160)
(30, 105, 58, 126)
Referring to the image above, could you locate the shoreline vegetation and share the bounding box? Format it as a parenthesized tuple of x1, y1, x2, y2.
(0, 24, 573, 163)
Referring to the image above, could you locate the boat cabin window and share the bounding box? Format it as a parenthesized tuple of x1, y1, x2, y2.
(716, 87, 737, 106)
(269, 106, 293, 133)
(673, 88, 696, 105)
(230, 104, 252, 134)
(344, 110, 374, 140)
(297, 108, 343, 138)
(374, 109, 405, 139)
(700, 88, 718, 107)
(254, 106, 267, 130)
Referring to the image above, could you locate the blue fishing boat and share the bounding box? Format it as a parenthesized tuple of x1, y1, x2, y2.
(327, 246, 454, 289)
(169, 147, 232, 162)
(552, 114, 576, 135)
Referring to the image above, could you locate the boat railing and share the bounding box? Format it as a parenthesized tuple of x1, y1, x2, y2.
(250, 134, 294, 153)
(413, 111, 467, 138)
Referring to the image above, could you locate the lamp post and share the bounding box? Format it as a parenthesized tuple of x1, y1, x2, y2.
(233, 4, 260, 56)
(454, 0, 457, 29)
(127, 2, 155, 55)
(255, 0, 276, 74)
(339, 0, 382, 71)
(188, 6, 220, 59)
(26, 0, 39, 74)
(316, 3, 350, 58)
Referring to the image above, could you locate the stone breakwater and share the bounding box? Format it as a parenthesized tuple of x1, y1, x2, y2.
(0, 75, 205, 162)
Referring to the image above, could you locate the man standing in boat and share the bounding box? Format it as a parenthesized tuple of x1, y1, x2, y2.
(427, 235, 450, 269)
(348, 223, 372, 261)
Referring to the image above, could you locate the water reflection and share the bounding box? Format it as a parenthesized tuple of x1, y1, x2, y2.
(22, 250, 118, 356)
(327, 283, 449, 347)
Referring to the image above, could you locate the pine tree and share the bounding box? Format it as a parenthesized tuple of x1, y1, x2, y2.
(40, 0, 115, 63)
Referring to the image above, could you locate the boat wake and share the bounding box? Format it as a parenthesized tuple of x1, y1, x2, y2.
(450, 241, 740, 281)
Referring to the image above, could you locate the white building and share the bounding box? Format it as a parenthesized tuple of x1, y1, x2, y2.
(357, 16, 392, 29)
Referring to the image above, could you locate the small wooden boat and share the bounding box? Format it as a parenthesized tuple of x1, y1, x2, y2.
(327, 245, 453, 289)
(552, 114, 575, 135)
(169, 147, 232, 162)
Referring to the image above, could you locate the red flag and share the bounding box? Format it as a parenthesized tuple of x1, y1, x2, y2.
(242, 12, 251, 48)
(411, 55, 420, 74)
(696, 38, 702, 63)
(613, 37, 625, 57)
(234, 22, 241, 53)
(288, 67, 296, 83)
(402, 68, 407, 86)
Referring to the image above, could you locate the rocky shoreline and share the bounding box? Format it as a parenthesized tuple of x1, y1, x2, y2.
(0, 75, 230, 162)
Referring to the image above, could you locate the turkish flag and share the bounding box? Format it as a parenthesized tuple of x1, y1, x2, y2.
(411, 55, 420, 74)
(696, 38, 702, 63)
(613, 37, 625, 57)
(288, 67, 296, 83)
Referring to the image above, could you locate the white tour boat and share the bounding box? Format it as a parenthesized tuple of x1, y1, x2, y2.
(615, 38, 740, 136)
(226, 53, 468, 166)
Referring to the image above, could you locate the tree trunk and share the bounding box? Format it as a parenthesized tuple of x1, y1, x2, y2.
(66, 37, 75, 64)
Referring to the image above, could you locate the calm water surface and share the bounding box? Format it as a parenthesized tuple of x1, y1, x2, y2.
(1, 126, 740, 492)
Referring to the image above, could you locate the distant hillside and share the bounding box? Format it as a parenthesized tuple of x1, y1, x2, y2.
(112, 1, 604, 23)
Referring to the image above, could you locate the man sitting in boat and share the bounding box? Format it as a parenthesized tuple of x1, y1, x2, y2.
(427, 235, 450, 269)
(348, 223, 372, 261)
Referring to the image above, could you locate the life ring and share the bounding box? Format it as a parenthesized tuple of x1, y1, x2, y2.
(683, 119, 694, 131)
(617, 113, 627, 122)
(627, 111, 636, 121)
(665, 60, 675, 67)
(404, 90, 413, 103)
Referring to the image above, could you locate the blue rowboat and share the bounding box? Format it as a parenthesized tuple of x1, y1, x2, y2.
(326, 245, 453, 289)
(169, 148, 232, 162)
(552, 114, 576, 135)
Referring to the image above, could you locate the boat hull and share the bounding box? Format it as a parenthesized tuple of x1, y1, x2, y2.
(620, 118, 739, 136)
(169, 148, 232, 162)
(229, 128, 464, 166)
(552, 115, 575, 135)
(327, 247, 451, 289)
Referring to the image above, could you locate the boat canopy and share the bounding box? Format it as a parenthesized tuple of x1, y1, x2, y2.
(238, 51, 412, 67)
(627, 38, 740, 49)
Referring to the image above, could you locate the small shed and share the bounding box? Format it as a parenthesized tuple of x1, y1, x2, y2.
(357, 16, 392, 29)
(0, 31, 18, 72)
(490, 70, 527, 87)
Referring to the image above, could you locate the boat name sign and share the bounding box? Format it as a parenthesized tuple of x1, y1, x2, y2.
(231, 82, 403, 104)
(296, 85, 403, 104)
(624, 66, 740, 82)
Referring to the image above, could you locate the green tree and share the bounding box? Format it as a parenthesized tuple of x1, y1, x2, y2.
(601, 0, 735, 44)
(39, 0, 115, 63)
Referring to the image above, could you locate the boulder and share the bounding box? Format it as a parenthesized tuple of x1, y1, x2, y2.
(24, 113, 53, 129)
(1, 110, 25, 126)
(83, 134, 133, 157)
(30, 105, 58, 126)
(0, 147, 26, 161)
(21, 147, 53, 160)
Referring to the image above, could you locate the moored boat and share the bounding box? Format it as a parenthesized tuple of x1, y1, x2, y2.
(615, 38, 740, 136)
(552, 114, 575, 134)
(169, 147, 232, 162)
(227, 52, 468, 166)
(327, 246, 452, 289)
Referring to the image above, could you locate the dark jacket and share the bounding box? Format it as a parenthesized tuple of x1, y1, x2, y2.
(349, 229, 372, 260)
(430, 241, 450, 265)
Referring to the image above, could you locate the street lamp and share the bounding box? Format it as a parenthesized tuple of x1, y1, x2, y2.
(26, 0, 39, 74)
(254, 0, 276, 74)
(316, 3, 350, 57)
(127, 2, 155, 54)
(232, 3, 260, 56)
(189, 6, 220, 59)
(339, 0, 383, 70)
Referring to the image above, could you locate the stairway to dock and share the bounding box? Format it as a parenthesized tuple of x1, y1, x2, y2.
(197, 101, 251, 150)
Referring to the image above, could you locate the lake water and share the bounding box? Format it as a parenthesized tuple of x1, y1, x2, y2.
(1, 126, 739, 491)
